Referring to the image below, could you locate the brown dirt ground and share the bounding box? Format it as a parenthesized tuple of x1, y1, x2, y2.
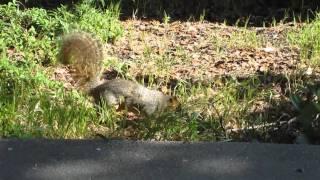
(106, 20, 302, 82)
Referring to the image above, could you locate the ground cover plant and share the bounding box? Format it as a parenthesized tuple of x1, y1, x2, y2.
(1, 0, 320, 143)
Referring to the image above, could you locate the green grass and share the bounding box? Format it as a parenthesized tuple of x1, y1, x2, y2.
(0, 54, 94, 138)
(285, 14, 320, 142)
(288, 13, 320, 66)
(1, 1, 319, 142)
(0, 1, 123, 65)
(0, 1, 123, 138)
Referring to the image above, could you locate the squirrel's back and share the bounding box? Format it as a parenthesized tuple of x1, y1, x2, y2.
(89, 79, 180, 115)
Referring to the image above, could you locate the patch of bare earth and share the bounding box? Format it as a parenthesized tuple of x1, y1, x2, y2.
(108, 20, 301, 81)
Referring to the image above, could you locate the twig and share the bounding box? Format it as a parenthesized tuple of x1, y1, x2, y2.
(227, 121, 288, 133)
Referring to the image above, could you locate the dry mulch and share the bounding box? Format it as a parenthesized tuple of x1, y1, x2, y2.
(107, 20, 302, 81)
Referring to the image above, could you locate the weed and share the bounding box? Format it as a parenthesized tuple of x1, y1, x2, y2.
(199, 9, 206, 22)
(162, 11, 171, 24)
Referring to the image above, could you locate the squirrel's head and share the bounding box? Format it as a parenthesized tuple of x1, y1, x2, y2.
(166, 96, 181, 111)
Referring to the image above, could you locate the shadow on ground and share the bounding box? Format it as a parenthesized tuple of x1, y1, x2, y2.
(1, 0, 319, 26)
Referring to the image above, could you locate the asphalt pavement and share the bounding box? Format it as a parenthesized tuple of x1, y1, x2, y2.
(0, 139, 319, 180)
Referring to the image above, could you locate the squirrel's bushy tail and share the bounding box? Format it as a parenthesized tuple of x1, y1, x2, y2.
(58, 32, 105, 92)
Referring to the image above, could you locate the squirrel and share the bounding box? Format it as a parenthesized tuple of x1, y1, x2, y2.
(57, 31, 180, 116)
